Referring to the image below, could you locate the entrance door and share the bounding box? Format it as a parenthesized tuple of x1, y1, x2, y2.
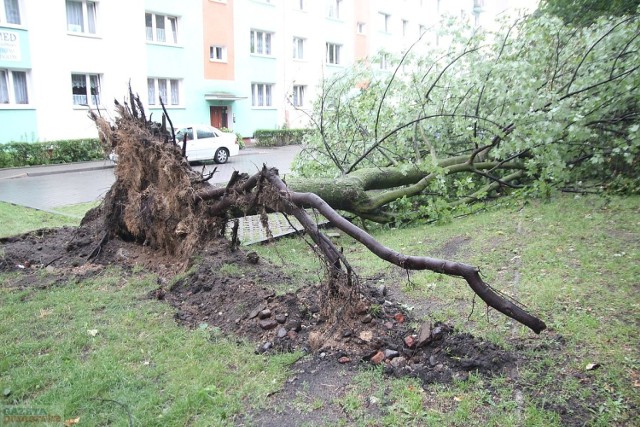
(209, 106, 228, 129)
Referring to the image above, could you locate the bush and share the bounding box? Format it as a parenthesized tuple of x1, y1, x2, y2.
(220, 128, 245, 149)
(254, 129, 309, 147)
(0, 139, 104, 168)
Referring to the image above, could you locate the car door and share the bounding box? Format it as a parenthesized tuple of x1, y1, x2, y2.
(194, 126, 218, 161)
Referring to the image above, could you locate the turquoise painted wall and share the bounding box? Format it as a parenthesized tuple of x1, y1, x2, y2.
(0, 110, 38, 143)
(145, 0, 208, 128)
(1, 27, 37, 143)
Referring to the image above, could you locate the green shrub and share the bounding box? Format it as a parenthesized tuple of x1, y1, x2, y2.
(254, 129, 309, 147)
(0, 139, 104, 168)
(220, 128, 245, 149)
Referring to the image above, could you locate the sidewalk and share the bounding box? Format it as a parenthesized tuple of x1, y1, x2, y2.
(0, 159, 115, 180)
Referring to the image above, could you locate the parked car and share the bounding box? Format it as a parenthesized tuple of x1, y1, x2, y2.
(175, 124, 240, 164)
(108, 124, 239, 165)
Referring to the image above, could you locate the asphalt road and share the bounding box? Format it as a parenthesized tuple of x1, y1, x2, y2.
(0, 145, 302, 214)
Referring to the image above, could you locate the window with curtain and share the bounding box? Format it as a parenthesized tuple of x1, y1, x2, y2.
(145, 13, 179, 44)
(0, 70, 9, 103)
(147, 78, 182, 106)
(293, 37, 304, 59)
(158, 79, 167, 104)
(326, 43, 341, 65)
(66, 0, 97, 34)
(0, 69, 29, 105)
(251, 83, 273, 107)
(71, 73, 100, 106)
(170, 79, 179, 105)
(147, 78, 155, 105)
(3, 0, 21, 25)
(12, 71, 27, 104)
(250, 30, 273, 55)
(292, 85, 305, 107)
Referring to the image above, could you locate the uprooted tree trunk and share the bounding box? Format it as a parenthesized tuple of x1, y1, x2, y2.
(89, 96, 546, 334)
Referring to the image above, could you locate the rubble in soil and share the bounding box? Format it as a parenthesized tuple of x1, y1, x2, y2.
(0, 222, 516, 387)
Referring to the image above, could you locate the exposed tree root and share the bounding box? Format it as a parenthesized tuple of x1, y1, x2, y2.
(88, 95, 546, 335)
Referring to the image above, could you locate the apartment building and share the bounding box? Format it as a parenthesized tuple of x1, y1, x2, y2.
(0, 0, 536, 144)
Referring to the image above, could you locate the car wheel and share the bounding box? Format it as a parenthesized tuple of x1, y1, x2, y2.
(214, 147, 229, 164)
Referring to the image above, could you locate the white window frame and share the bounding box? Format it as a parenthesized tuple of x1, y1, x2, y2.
(145, 12, 179, 45)
(327, 0, 341, 19)
(325, 42, 341, 65)
(379, 53, 391, 70)
(251, 83, 273, 107)
(292, 37, 304, 60)
(0, 68, 29, 106)
(356, 22, 366, 34)
(292, 85, 305, 107)
(210, 45, 227, 62)
(66, 0, 98, 35)
(147, 77, 182, 107)
(250, 29, 273, 56)
(71, 73, 101, 107)
(1, 0, 22, 26)
(378, 12, 390, 33)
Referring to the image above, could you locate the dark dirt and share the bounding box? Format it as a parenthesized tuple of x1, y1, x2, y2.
(0, 221, 594, 426)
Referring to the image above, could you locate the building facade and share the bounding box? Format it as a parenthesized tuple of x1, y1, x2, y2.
(0, 0, 536, 144)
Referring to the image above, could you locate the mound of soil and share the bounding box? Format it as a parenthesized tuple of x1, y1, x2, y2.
(0, 219, 516, 388)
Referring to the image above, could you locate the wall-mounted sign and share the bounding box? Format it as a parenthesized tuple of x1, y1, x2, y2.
(0, 31, 21, 61)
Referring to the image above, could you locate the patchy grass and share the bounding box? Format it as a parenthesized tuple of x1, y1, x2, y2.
(0, 269, 300, 426)
(0, 202, 81, 238)
(2, 194, 639, 425)
(253, 194, 640, 426)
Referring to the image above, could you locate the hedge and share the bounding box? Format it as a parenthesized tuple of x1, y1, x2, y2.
(253, 129, 309, 147)
(0, 139, 105, 168)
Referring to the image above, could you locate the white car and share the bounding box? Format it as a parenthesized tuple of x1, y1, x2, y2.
(175, 124, 240, 164)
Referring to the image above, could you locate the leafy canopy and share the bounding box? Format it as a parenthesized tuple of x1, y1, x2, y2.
(295, 11, 639, 222)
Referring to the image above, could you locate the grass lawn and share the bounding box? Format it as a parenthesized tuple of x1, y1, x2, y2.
(1, 195, 639, 426)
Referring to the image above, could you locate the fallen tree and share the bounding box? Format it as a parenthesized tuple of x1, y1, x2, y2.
(89, 94, 545, 334)
(291, 13, 640, 223)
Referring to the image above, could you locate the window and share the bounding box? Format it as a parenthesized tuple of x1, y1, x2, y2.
(1, 0, 21, 25)
(292, 37, 304, 59)
(327, 0, 341, 19)
(378, 12, 390, 33)
(295, 0, 305, 10)
(145, 12, 178, 44)
(251, 83, 273, 107)
(356, 22, 366, 34)
(325, 43, 341, 65)
(0, 69, 28, 105)
(379, 53, 391, 70)
(402, 19, 408, 37)
(147, 78, 181, 106)
(210, 45, 227, 62)
(419, 24, 427, 35)
(250, 30, 273, 55)
(292, 85, 305, 107)
(71, 73, 101, 106)
(66, 0, 97, 34)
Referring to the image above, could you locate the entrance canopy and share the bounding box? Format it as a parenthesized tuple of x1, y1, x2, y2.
(204, 92, 247, 101)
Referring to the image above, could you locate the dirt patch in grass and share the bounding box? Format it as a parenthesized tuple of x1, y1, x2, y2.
(0, 222, 608, 426)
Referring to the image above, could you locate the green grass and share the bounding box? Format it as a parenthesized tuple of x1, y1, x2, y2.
(0, 202, 83, 238)
(0, 269, 299, 426)
(254, 194, 640, 426)
(1, 195, 639, 426)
